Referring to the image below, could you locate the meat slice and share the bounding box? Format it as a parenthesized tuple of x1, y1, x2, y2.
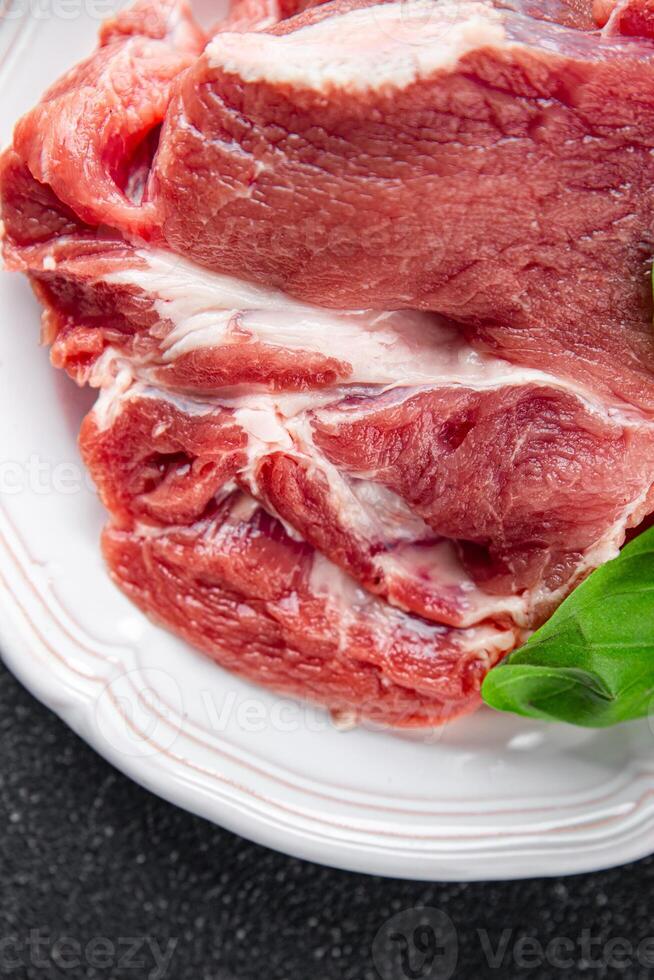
(3, 0, 654, 726)
(79, 372, 654, 631)
(150, 0, 654, 409)
(308, 386, 654, 600)
(80, 388, 249, 525)
(6, 0, 654, 407)
(103, 493, 516, 727)
(8, 0, 203, 239)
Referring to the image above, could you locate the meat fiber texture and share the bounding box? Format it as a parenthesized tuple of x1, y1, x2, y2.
(3, 0, 654, 728)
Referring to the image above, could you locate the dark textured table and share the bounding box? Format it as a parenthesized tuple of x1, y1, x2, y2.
(1, 658, 652, 980)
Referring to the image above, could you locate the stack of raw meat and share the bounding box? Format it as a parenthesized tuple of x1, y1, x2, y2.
(3, 0, 654, 726)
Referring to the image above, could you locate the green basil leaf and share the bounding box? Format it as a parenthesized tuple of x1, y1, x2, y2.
(481, 526, 654, 726)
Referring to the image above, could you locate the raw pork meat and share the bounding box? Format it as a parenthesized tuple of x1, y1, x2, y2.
(3, 0, 654, 726)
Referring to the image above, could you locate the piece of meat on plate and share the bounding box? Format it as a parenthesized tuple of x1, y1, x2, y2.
(3, 0, 654, 725)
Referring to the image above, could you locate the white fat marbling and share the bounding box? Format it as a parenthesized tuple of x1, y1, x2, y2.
(104, 250, 641, 415)
(206, 1, 506, 92)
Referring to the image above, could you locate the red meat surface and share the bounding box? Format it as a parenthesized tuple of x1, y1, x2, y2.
(3, 0, 654, 726)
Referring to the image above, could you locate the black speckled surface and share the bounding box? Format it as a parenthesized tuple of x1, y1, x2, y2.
(1, 658, 653, 980)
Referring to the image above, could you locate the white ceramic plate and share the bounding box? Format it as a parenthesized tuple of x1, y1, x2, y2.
(2, 1, 654, 882)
